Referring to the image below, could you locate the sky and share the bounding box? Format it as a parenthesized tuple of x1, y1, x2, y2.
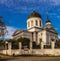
(0, 0, 60, 39)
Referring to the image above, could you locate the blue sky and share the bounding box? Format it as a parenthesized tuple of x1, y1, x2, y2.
(0, 0, 60, 38)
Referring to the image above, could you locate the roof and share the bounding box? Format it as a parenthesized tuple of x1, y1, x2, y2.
(28, 11, 42, 19)
(44, 26, 58, 34)
(12, 30, 31, 36)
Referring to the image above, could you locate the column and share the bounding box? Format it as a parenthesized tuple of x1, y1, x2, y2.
(5, 41, 8, 50)
(34, 32, 36, 42)
(30, 41, 32, 49)
(8, 42, 12, 55)
(51, 41, 55, 49)
(41, 41, 44, 49)
(5, 42, 8, 55)
(8, 42, 11, 50)
(19, 42, 21, 50)
(19, 42, 21, 55)
(30, 41, 32, 54)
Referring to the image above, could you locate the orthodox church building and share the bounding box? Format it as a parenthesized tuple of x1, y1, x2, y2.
(13, 11, 58, 46)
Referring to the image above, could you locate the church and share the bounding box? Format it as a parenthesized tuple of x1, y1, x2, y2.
(0, 11, 59, 56)
(13, 11, 58, 48)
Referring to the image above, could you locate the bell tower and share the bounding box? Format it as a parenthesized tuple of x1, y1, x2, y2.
(44, 12, 53, 29)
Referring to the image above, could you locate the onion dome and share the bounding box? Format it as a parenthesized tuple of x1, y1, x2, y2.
(46, 19, 51, 23)
(28, 11, 42, 19)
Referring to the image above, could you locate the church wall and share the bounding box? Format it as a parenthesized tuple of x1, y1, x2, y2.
(1, 49, 60, 56)
(38, 30, 58, 45)
(13, 32, 24, 40)
(32, 49, 60, 56)
(38, 30, 46, 45)
(46, 31, 58, 45)
(42, 30, 46, 45)
(27, 28, 35, 32)
(13, 31, 32, 41)
(22, 32, 32, 41)
(27, 27, 41, 32)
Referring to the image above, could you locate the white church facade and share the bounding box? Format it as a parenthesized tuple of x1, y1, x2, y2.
(1, 11, 60, 56)
(13, 11, 58, 46)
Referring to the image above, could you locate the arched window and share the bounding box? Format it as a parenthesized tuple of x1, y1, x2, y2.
(40, 21, 41, 27)
(31, 20, 33, 26)
(36, 20, 38, 26)
(28, 22, 30, 27)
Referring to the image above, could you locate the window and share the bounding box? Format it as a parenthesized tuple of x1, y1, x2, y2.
(31, 20, 33, 26)
(40, 21, 41, 27)
(36, 20, 38, 26)
(36, 32, 38, 41)
(28, 22, 30, 27)
(40, 38, 42, 44)
(41, 33, 43, 36)
(32, 32, 33, 41)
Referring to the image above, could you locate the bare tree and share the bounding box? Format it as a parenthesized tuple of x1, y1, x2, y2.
(0, 16, 7, 40)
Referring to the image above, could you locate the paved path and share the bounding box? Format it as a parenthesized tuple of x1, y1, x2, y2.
(0, 56, 60, 61)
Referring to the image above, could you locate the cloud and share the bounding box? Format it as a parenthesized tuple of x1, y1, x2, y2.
(0, 0, 60, 11)
(0, 0, 17, 9)
(51, 0, 60, 5)
(0, 0, 60, 13)
(58, 35, 60, 39)
(4, 26, 17, 39)
(0, 0, 60, 8)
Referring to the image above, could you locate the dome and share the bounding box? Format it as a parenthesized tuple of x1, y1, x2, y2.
(28, 11, 42, 19)
(44, 19, 52, 29)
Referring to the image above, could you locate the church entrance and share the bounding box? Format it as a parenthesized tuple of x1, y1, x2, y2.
(21, 38, 30, 55)
(22, 41, 30, 49)
(21, 38, 30, 50)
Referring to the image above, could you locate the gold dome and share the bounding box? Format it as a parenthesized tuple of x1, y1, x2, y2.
(28, 11, 42, 19)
